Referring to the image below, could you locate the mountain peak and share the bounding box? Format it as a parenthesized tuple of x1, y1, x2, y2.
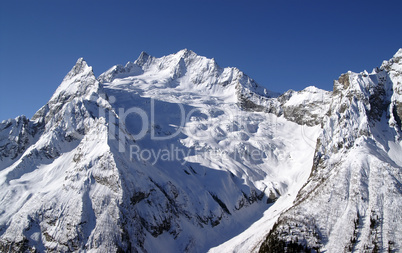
(176, 48, 196, 58)
(76, 57, 86, 65)
(48, 58, 98, 104)
(61, 57, 94, 83)
(64, 57, 91, 79)
(394, 48, 402, 58)
(135, 51, 152, 66)
(100, 49, 270, 97)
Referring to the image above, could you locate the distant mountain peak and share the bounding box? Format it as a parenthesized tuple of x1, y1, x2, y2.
(63, 57, 92, 80)
(394, 48, 402, 58)
(176, 48, 196, 58)
(135, 51, 152, 66)
(47, 57, 100, 107)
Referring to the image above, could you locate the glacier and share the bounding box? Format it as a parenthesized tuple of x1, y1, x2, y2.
(0, 48, 401, 252)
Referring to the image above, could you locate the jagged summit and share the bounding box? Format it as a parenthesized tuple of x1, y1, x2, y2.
(51, 57, 98, 100)
(97, 49, 277, 106)
(393, 48, 402, 59)
(175, 48, 197, 59)
(68, 57, 91, 76)
(135, 51, 152, 66)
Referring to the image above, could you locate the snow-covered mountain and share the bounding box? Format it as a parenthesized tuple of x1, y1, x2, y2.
(0, 49, 400, 252)
(259, 49, 402, 253)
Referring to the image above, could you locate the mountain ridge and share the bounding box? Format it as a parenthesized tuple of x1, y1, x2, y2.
(0, 49, 401, 252)
(258, 49, 402, 253)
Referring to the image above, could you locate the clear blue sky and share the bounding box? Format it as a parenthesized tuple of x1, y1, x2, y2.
(1, 0, 401, 121)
